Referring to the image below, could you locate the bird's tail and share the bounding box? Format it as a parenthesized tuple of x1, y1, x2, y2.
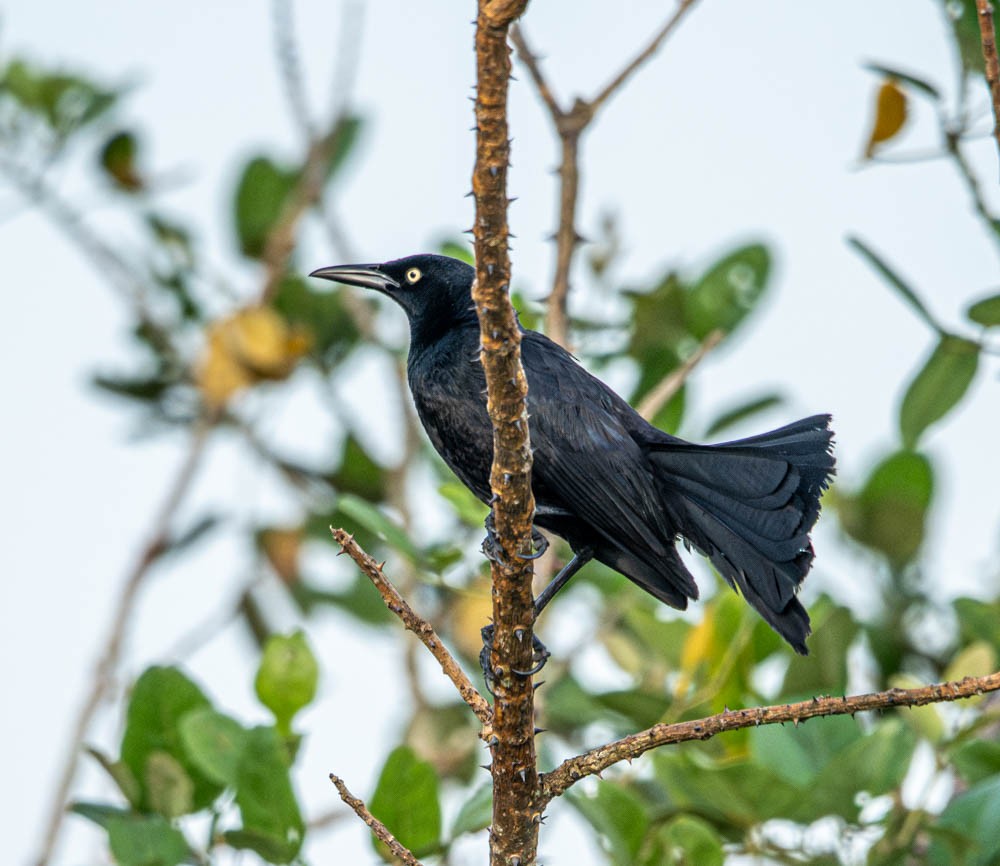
(647, 414, 835, 653)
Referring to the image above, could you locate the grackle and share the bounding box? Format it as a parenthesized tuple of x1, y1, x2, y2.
(311, 254, 835, 656)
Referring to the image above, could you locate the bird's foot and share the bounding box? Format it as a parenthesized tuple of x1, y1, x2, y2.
(479, 624, 551, 695)
(481, 512, 549, 564)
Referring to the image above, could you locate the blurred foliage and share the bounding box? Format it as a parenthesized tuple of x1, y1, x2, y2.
(3, 4, 1000, 865)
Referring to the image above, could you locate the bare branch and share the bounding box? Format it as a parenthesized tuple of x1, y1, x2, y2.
(330, 528, 493, 728)
(258, 114, 357, 303)
(539, 671, 1000, 804)
(329, 773, 424, 866)
(976, 0, 1000, 170)
(33, 421, 214, 866)
(272, 0, 315, 138)
(511, 2, 700, 348)
(589, 0, 700, 114)
(637, 328, 724, 421)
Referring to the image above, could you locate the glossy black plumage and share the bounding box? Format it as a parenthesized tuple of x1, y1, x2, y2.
(310, 254, 835, 653)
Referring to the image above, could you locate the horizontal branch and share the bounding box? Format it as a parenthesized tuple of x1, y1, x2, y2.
(329, 773, 423, 866)
(539, 671, 1000, 803)
(330, 528, 493, 728)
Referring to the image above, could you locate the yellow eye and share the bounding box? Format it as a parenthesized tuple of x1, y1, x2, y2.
(405, 267, 422, 284)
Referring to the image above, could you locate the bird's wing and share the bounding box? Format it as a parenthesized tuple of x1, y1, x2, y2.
(521, 332, 695, 596)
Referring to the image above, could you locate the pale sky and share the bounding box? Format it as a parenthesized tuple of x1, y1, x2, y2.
(3, 2, 998, 864)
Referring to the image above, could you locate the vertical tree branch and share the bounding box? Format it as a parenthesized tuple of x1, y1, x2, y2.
(472, 1, 538, 863)
(976, 0, 1000, 168)
(511, 1, 700, 349)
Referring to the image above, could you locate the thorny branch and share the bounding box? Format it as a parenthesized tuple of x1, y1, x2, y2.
(472, 1, 542, 863)
(331, 529, 493, 728)
(329, 774, 424, 866)
(976, 0, 1000, 169)
(538, 671, 1000, 804)
(511, 0, 700, 348)
(33, 420, 214, 866)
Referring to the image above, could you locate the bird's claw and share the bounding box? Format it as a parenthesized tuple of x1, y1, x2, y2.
(481, 512, 548, 563)
(479, 624, 551, 695)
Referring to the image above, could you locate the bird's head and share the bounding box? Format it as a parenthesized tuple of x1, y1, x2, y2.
(310, 254, 478, 342)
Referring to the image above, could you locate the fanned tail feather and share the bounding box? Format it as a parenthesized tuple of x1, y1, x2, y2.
(647, 414, 835, 653)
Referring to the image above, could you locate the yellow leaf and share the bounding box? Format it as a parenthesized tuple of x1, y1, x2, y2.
(864, 78, 908, 158)
(259, 527, 303, 584)
(450, 576, 493, 661)
(196, 306, 310, 407)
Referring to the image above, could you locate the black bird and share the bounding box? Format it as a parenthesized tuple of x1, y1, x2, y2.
(311, 254, 834, 654)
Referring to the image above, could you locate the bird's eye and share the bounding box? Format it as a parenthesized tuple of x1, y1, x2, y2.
(405, 267, 422, 284)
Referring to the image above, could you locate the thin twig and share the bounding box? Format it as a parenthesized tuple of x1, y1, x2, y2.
(329, 773, 424, 866)
(273, 0, 315, 138)
(636, 328, 724, 421)
(33, 421, 214, 866)
(0, 157, 174, 355)
(975, 0, 1000, 169)
(944, 129, 1000, 248)
(511, 0, 700, 349)
(330, 528, 493, 728)
(589, 0, 699, 114)
(538, 671, 1000, 804)
(258, 114, 357, 303)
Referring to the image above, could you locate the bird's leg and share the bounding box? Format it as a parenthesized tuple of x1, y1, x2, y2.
(478, 546, 593, 692)
(533, 547, 594, 615)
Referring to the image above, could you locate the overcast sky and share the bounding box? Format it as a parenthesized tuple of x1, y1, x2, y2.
(3, 1, 999, 864)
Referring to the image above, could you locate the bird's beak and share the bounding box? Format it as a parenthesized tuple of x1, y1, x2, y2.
(309, 264, 400, 292)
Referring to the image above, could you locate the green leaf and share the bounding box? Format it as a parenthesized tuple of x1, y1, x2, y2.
(438, 238, 475, 265)
(92, 372, 173, 404)
(653, 815, 724, 866)
(232, 726, 305, 862)
(233, 156, 298, 259)
(254, 631, 319, 734)
(899, 335, 979, 448)
(144, 751, 194, 819)
(943, 0, 987, 75)
(749, 712, 861, 788)
(100, 130, 142, 191)
(653, 749, 798, 827)
(330, 436, 385, 502)
(178, 708, 248, 787)
(838, 450, 934, 566)
(966, 292, 1000, 327)
(70, 801, 133, 830)
(783, 600, 860, 693)
(162, 515, 221, 560)
(336, 493, 424, 563)
(438, 481, 489, 527)
(791, 720, 915, 821)
(324, 115, 364, 181)
(106, 814, 189, 866)
(119, 666, 222, 813)
(450, 784, 492, 837)
(952, 740, 1000, 785)
(569, 783, 650, 866)
(863, 62, 941, 99)
(705, 392, 784, 438)
(954, 597, 1000, 645)
(933, 775, 1000, 863)
(0, 59, 118, 134)
(684, 243, 771, 340)
(369, 746, 442, 858)
(848, 236, 943, 333)
(85, 747, 142, 807)
(291, 575, 395, 626)
(272, 274, 361, 363)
